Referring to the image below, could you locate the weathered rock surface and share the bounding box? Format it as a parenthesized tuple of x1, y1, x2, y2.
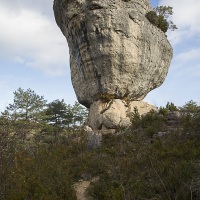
(88, 99, 157, 131)
(54, 0, 173, 108)
(84, 100, 157, 147)
(128, 100, 158, 116)
(84, 126, 102, 148)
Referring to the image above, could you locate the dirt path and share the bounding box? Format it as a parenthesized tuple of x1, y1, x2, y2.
(74, 177, 99, 200)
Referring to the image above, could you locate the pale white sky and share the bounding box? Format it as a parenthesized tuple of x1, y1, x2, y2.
(0, 0, 200, 111)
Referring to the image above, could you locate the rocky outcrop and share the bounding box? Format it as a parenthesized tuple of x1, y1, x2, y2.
(84, 125, 102, 148)
(54, 0, 173, 139)
(54, 0, 173, 108)
(85, 99, 157, 148)
(88, 99, 157, 131)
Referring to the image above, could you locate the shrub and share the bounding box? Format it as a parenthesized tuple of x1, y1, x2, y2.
(146, 6, 177, 33)
(146, 11, 169, 33)
(145, 10, 158, 25)
(1, 101, 200, 199)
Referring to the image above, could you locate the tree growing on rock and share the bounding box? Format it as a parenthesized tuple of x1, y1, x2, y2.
(146, 6, 177, 33)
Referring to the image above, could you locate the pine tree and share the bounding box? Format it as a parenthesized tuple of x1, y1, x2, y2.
(3, 88, 47, 121)
(45, 99, 68, 127)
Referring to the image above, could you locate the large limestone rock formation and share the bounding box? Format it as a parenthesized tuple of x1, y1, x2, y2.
(54, 0, 172, 107)
(54, 0, 173, 134)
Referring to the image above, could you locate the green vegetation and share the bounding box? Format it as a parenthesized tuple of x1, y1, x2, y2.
(1, 89, 200, 199)
(1, 88, 88, 128)
(2, 87, 47, 121)
(146, 6, 178, 33)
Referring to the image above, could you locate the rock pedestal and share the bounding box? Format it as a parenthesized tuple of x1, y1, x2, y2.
(53, 0, 173, 137)
(88, 99, 157, 132)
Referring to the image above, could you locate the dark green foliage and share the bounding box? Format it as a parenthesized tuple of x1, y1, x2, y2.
(6, 147, 77, 200)
(1, 88, 88, 130)
(45, 99, 68, 126)
(2, 126, 200, 199)
(166, 102, 178, 111)
(72, 101, 88, 126)
(1, 100, 200, 199)
(88, 131, 200, 199)
(131, 107, 141, 128)
(141, 111, 166, 137)
(157, 15, 169, 33)
(159, 102, 179, 117)
(132, 108, 166, 137)
(180, 100, 199, 115)
(88, 102, 200, 199)
(3, 88, 47, 121)
(154, 6, 178, 31)
(146, 6, 177, 33)
(180, 100, 200, 134)
(45, 100, 88, 128)
(145, 10, 158, 24)
(146, 11, 169, 33)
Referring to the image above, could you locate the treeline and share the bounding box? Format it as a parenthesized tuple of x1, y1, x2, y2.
(1, 87, 88, 128)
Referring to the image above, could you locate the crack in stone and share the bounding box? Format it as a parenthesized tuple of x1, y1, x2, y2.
(100, 100, 114, 114)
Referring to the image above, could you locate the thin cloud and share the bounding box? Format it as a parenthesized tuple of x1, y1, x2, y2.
(0, 1, 69, 76)
(160, 0, 200, 45)
(176, 48, 200, 63)
(0, 0, 53, 18)
(172, 48, 200, 76)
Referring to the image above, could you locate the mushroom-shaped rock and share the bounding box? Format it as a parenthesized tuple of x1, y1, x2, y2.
(54, 0, 172, 108)
(53, 0, 173, 137)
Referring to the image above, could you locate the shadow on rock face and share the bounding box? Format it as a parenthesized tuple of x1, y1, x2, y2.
(54, 0, 173, 142)
(54, 0, 173, 108)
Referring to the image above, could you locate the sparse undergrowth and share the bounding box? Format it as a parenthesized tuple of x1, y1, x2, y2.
(1, 101, 200, 200)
